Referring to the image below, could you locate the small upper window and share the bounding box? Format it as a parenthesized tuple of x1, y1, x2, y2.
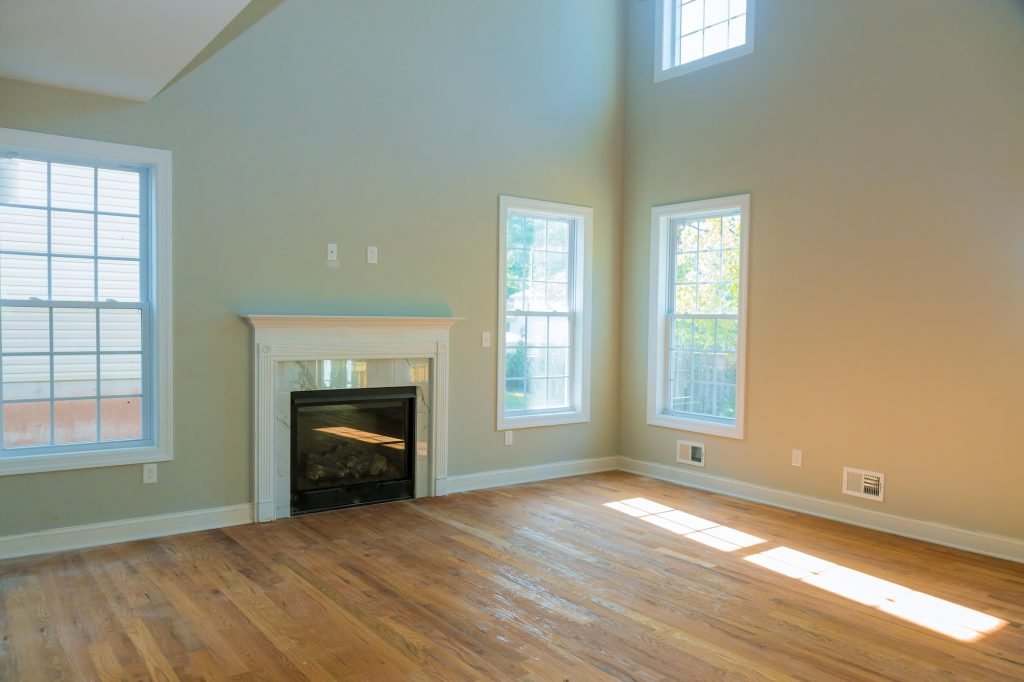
(656, 0, 755, 82)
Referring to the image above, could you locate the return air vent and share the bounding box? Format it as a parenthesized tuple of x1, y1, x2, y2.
(843, 467, 884, 502)
(677, 440, 705, 467)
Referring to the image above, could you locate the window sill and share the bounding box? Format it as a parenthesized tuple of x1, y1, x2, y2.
(498, 410, 589, 431)
(655, 42, 754, 83)
(0, 445, 172, 476)
(648, 413, 744, 440)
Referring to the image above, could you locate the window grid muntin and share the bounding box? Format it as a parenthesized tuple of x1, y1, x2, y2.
(666, 211, 741, 422)
(504, 211, 576, 415)
(0, 155, 149, 453)
(673, 0, 749, 67)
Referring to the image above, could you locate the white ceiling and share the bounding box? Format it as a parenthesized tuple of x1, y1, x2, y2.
(0, 0, 252, 102)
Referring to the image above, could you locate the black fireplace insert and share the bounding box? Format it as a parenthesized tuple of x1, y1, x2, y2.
(290, 386, 416, 514)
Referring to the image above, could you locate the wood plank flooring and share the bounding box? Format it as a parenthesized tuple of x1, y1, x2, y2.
(1, 471, 1022, 681)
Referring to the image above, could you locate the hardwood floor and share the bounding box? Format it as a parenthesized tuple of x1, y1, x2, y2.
(1, 471, 1022, 681)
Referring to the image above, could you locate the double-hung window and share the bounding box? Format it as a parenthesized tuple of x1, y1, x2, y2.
(498, 196, 591, 430)
(648, 194, 749, 439)
(656, 0, 755, 81)
(0, 128, 172, 475)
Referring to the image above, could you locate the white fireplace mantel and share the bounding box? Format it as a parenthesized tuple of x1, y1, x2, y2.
(243, 314, 463, 522)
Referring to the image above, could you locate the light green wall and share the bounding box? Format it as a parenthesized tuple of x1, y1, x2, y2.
(621, 0, 1024, 538)
(0, 0, 625, 535)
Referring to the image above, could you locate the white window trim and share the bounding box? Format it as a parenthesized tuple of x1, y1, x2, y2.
(655, 0, 756, 83)
(647, 194, 750, 439)
(0, 127, 173, 475)
(497, 195, 592, 431)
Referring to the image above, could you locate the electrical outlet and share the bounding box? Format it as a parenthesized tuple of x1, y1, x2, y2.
(482, 332, 491, 348)
(367, 246, 378, 264)
(326, 243, 338, 261)
(142, 463, 158, 484)
(792, 449, 803, 467)
(504, 430, 513, 446)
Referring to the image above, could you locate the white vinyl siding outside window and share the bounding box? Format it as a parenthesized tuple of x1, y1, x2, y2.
(648, 194, 749, 439)
(656, 0, 755, 82)
(497, 196, 591, 430)
(0, 128, 172, 475)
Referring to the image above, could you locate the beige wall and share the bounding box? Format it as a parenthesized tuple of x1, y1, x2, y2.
(0, 0, 625, 535)
(621, 0, 1024, 538)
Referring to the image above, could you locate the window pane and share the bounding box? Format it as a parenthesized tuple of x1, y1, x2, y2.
(545, 283, 569, 312)
(0, 158, 47, 207)
(546, 252, 568, 282)
(97, 259, 139, 302)
(54, 354, 96, 398)
(717, 318, 738, 351)
(97, 169, 140, 215)
(97, 215, 140, 259)
(729, 16, 747, 48)
(681, 32, 702, 64)
(100, 309, 142, 351)
(100, 353, 142, 396)
(52, 256, 96, 301)
(506, 280, 527, 312)
(730, 0, 747, 16)
(505, 347, 525, 380)
(525, 379, 547, 410)
(100, 396, 142, 441)
(526, 348, 547, 378)
(505, 379, 525, 411)
(526, 316, 548, 347)
(547, 378, 568, 408)
(681, 1, 704, 34)
(525, 217, 546, 250)
(0, 253, 47, 299)
(53, 308, 97, 352)
(506, 248, 529, 282)
(672, 318, 693, 350)
(507, 215, 525, 249)
(2, 355, 50, 400)
(549, 316, 569, 346)
(705, 0, 729, 25)
(547, 221, 569, 252)
(548, 347, 569, 377)
(0, 206, 47, 253)
(530, 251, 547, 282)
(1, 307, 50, 353)
(3, 401, 50, 448)
(505, 314, 526, 348)
(52, 210, 94, 256)
(54, 399, 97, 444)
(51, 163, 94, 211)
(704, 21, 729, 56)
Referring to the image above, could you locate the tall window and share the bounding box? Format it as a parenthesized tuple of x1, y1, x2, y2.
(0, 128, 172, 475)
(656, 0, 755, 81)
(648, 194, 749, 439)
(498, 196, 591, 430)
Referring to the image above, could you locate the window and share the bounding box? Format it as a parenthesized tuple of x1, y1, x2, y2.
(656, 0, 755, 81)
(498, 196, 591, 430)
(0, 128, 172, 474)
(648, 194, 749, 438)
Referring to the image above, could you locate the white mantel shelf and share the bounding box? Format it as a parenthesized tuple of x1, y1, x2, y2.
(243, 314, 463, 522)
(243, 315, 465, 330)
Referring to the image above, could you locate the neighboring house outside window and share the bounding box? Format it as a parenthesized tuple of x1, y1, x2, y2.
(0, 128, 172, 475)
(498, 196, 591, 430)
(656, 0, 755, 82)
(648, 194, 750, 439)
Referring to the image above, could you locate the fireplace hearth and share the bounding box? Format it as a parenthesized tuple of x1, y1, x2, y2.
(291, 386, 416, 514)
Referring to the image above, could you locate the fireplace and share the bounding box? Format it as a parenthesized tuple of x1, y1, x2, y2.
(290, 386, 416, 514)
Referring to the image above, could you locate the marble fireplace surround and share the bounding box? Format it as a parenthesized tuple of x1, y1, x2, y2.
(243, 315, 463, 522)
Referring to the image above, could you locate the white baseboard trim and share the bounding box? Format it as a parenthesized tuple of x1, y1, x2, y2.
(618, 457, 1024, 564)
(0, 503, 254, 561)
(447, 456, 619, 494)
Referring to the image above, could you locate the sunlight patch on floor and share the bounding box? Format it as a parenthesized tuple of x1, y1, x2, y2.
(604, 497, 765, 551)
(602, 498, 1007, 643)
(745, 547, 1006, 642)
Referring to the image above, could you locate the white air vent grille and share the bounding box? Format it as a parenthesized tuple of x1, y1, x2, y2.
(843, 467, 884, 501)
(677, 440, 705, 467)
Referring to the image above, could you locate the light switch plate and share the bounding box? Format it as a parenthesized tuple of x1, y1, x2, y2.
(792, 449, 803, 467)
(326, 243, 338, 261)
(367, 246, 378, 264)
(482, 332, 491, 348)
(504, 431, 513, 446)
